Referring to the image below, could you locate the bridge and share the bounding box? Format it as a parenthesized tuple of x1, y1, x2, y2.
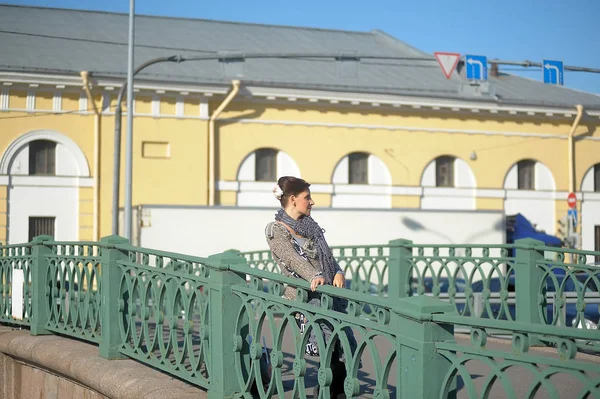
(1, 235, 599, 398)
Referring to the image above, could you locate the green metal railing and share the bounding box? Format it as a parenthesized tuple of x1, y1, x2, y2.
(45, 240, 103, 342)
(0, 242, 33, 327)
(243, 239, 600, 329)
(1, 235, 599, 398)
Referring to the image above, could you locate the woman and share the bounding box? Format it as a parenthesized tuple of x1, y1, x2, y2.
(265, 176, 358, 398)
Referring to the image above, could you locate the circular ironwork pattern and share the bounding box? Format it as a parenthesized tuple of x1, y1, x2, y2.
(231, 278, 398, 399)
(438, 327, 600, 399)
(45, 244, 102, 342)
(117, 248, 212, 389)
(409, 246, 515, 321)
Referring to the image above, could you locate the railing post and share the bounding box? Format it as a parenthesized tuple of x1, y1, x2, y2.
(30, 235, 53, 336)
(388, 238, 413, 299)
(393, 296, 456, 398)
(99, 234, 129, 359)
(206, 251, 247, 399)
(515, 238, 545, 325)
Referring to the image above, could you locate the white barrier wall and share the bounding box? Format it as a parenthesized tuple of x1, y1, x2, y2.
(8, 183, 78, 243)
(138, 206, 505, 257)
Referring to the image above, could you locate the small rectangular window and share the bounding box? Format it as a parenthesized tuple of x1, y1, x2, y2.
(594, 165, 600, 192)
(348, 152, 369, 184)
(436, 156, 454, 187)
(28, 217, 55, 241)
(29, 140, 56, 176)
(518, 160, 535, 190)
(255, 149, 277, 181)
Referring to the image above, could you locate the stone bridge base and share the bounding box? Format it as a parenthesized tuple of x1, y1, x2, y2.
(0, 326, 206, 399)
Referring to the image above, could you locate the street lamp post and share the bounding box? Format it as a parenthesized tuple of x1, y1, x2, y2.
(111, 57, 181, 236)
(123, 0, 135, 241)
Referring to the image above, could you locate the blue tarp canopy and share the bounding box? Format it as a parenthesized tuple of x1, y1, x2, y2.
(506, 213, 562, 247)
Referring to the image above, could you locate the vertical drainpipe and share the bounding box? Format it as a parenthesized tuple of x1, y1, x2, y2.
(80, 71, 101, 241)
(208, 80, 241, 206)
(567, 104, 584, 250)
(568, 105, 584, 194)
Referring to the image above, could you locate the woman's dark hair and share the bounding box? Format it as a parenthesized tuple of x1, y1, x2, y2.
(277, 176, 310, 206)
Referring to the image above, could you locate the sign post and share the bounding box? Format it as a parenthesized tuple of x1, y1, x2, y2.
(566, 192, 578, 249)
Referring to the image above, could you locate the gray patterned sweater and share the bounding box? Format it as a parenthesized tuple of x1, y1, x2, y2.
(265, 221, 342, 300)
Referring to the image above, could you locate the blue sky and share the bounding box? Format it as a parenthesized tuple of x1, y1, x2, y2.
(5, 0, 600, 95)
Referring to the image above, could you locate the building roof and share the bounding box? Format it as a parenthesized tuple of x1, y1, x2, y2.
(1, 4, 600, 110)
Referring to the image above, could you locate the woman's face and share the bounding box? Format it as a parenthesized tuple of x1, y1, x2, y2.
(291, 189, 315, 216)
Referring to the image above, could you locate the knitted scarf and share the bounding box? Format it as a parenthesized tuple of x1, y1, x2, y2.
(275, 208, 337, 284)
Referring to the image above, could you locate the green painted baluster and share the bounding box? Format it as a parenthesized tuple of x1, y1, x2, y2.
(388, 239, 413, 299)
(515, 238, 545, 328)
(206, 251, 247, 399)
(30, 235, 53, 336)
(99, 235, 128, 359)
(393, 296, 456, 399)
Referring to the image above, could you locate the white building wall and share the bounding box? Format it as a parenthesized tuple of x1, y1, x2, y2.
(332, 157, 349, 184)
(420, 157, 476, 210)
(504, 193, 555, 235)
(0, 130, 91, 244)
(421, 188, 475, 210)
(236, 182, 281, 207)
(8, 184, 78, 243)
(368, 156, 392, 186)
(504, 166, 518, 189)
(421, 161, 436, 187)
(454, 158, 476, 189)
(535, 162, 555, 191)
(581, 195, 600, 256)
(139, 206, 505, 257)
(581, 165, 600, 257)
(236, 152, 255, 181)
(503, 161, 556, 235)
(9, 146, 29, 175)
(581, 166, 597, 192)
(276, 151, 301, 178)
(330, 190, 391, 208)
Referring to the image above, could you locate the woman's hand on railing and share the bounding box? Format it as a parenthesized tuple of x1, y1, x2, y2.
(333, 273, 345, 288)
(310, 276, 326, 291)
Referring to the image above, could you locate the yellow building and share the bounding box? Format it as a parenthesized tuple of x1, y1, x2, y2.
(1, 5, 600, 253)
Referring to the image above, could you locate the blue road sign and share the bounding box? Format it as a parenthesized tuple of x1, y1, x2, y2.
(568, 208, 578, 228)
(543, 60, 564, 85)
(465, 55, 488, 80)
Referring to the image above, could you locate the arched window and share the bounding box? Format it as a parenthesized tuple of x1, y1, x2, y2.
(236, 148, 300, 183)
(503, 159, 554, 191)
(330, 152, 392, 208)
(420, 155, 476, 191)
(29, 140, 56, 176)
